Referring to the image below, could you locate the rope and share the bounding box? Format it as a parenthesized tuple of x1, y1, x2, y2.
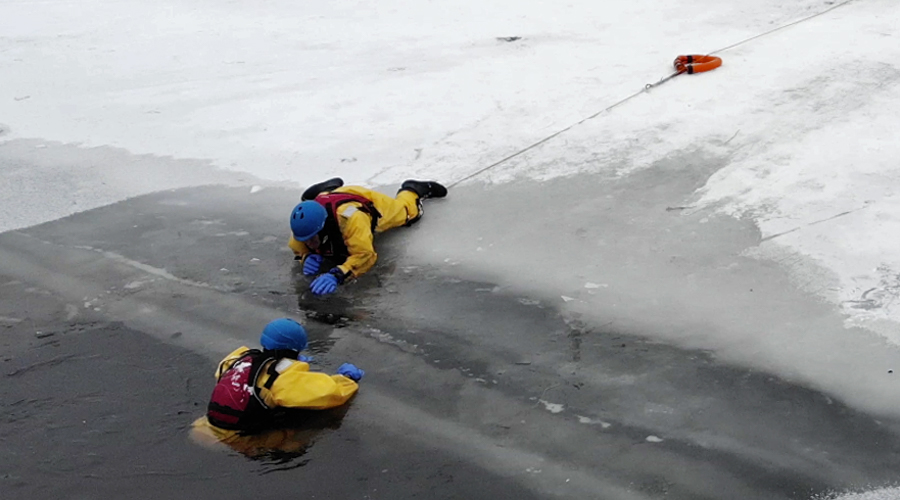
(446, 0, 858, 188)
(709, 0, 857, 55)
(447, 86, 648, 188)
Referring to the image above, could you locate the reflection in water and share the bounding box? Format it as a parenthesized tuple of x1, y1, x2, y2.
(190, 406, 349, 473)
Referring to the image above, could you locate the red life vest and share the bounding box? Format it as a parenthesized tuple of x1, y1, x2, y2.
(312, 192, 381, 258)
(206, 349, 294, 431)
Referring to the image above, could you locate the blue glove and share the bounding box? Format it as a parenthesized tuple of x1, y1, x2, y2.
(297, 355, 314, 363)
(337, 363, 365, 382)
(302, 254, 323, 276)
(310, 269, 341, 295)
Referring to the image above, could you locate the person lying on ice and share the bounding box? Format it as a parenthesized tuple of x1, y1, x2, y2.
(288, 177, 447, 296)
(205, 318, 364, 433)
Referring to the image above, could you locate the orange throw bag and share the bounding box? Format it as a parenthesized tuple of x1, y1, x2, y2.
(673, 55, 723, 74)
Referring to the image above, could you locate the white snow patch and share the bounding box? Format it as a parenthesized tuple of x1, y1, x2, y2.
(645, 436, 664, 443)
(820, 488, 900, 500)
(576, 415, 611, 428)
(584, 283, 607, 289)
(539, 400, 565, 413)
(124, 280, 150, 290)
(560, 296, 575, 303)
(249, 185, 263, 194)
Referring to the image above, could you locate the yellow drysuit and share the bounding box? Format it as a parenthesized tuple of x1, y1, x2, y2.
(190, 417, 315, 458)
(217, 346, 358, 410)
(193, 347, 358, 446)
(288, 186, 420, 278)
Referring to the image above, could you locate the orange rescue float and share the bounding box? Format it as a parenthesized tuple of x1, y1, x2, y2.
(673, 55, 722, 74)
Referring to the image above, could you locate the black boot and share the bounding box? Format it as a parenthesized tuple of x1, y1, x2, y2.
(302, 177, 344, 201)
(399, 180, 448, 200)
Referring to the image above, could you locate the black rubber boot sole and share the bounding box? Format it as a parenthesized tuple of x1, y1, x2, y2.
(302, 177, 344, 201)
(399, 180, 448, 200)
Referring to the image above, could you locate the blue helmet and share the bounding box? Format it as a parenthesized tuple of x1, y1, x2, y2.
(290, 201, 327, 241)
(260, 318, 308, 352)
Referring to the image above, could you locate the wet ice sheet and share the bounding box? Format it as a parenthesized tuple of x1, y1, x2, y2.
(398, 174, 900, 418)
(6, 185, 900, 499)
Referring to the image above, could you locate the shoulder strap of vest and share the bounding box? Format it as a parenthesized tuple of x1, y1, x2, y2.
(244, 349, 290, 411)
(257, 349, 298, 390)
(315, 192, 381, 234)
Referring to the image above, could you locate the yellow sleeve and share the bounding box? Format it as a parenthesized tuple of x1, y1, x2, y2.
(288, 235, 309, 259)
(335, 210, 377, 278)
(266, 362, 359, 410)
(215, 347, 252, 380)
